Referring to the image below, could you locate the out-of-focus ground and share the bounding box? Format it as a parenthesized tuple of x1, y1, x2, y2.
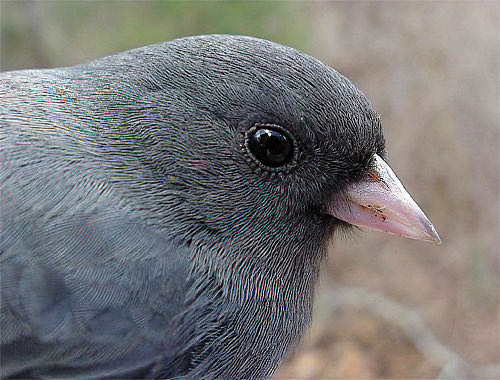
(2, 1, 498, 379)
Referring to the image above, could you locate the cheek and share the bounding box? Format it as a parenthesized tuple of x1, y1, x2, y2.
(275, 171, 331, 214)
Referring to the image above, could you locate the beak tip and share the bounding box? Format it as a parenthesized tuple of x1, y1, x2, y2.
(421, 219, 441, 245)
(428, 231, 442, 245)
(431, 231, 442, 245)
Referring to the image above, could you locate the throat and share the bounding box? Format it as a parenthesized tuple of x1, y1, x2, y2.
(189, 240, 324, 306)
(183, 243, 321, 378)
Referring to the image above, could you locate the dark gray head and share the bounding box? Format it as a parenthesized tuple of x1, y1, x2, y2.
(76, 35, 384, 280)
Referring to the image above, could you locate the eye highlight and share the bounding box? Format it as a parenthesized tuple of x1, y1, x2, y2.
(245, 124, 297, 170)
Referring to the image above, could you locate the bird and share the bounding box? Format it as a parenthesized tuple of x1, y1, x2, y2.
(0, 35, 440, 379)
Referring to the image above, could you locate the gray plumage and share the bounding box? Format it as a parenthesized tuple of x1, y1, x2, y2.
(1, 35, 384, 378)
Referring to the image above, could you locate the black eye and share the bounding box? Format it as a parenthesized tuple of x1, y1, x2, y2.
(246, 124, 295, 168)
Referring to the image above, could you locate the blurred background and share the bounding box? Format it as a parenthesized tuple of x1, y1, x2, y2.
(2, 1, 498, 378)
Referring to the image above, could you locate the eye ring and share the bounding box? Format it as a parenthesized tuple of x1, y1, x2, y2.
(244, 123, 298, 172)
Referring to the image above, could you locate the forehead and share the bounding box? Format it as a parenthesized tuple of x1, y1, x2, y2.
(158, 36, 385, 154)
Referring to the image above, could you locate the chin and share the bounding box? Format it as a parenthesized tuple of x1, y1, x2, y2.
(323, 216, 357, 243)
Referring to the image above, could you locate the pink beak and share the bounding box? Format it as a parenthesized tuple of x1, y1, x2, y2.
(327, 154, 441, 243)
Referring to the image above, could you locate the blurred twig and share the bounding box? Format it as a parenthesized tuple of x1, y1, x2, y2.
(320, 284, 500, 380)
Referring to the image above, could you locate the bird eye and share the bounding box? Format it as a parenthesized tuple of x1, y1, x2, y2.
(246, 124, 295, 169)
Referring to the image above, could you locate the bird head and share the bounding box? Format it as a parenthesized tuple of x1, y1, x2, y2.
(95, 35, 439, 282)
